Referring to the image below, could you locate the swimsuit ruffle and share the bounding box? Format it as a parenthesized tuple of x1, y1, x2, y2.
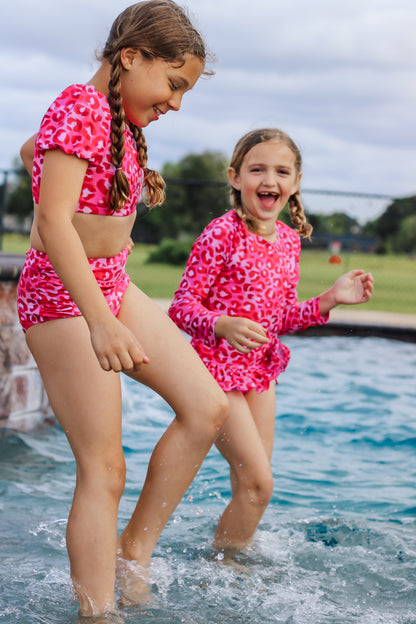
(196, 339, 291, 394)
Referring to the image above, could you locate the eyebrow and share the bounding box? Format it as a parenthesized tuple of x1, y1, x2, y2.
(248, 161, 294, 168)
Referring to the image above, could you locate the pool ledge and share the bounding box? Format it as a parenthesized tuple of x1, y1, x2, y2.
(301, 308, 416, 343)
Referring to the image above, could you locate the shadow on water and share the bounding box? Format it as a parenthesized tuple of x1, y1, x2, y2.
(1, 336, 416, 623)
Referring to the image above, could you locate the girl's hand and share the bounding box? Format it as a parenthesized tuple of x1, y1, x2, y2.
(126, 237, 135, 255)
(215, 316, 270, 353)
(90, 316, 149, 373)
(320, 270, 374, 315)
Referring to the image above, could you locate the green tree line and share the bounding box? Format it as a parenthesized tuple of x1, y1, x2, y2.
(4, 150, 416, 255)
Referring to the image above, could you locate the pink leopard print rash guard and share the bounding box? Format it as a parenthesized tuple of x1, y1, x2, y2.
(169, 211, 329, 393)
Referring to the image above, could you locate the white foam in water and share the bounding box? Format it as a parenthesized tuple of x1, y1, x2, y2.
(29, 519, 67, 550)
(1, 336, 415, 623)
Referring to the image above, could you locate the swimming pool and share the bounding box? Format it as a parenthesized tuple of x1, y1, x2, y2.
(1, 335, 415, 623)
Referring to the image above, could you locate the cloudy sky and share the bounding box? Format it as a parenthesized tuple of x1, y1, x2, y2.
(1, 0, 415, 222)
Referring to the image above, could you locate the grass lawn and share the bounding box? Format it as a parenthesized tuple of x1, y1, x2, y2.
(297, 250, 416, 315)
(2, 234, 415, 315)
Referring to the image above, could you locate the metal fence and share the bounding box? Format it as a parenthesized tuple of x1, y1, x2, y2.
(0, 167, 395, 251)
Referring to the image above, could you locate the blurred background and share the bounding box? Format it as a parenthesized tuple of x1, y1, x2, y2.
(1, 0, 415, 308)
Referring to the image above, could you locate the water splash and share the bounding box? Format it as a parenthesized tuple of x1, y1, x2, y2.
(1, 336, 415, 623)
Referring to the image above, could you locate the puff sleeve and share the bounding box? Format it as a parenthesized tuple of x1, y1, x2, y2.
(35, 85, 110, 162)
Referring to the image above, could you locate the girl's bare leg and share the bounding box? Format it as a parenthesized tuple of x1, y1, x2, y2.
(116, 284, 229, 565)
(26, 317, 125, 617)
(213, 386, 276, 550)
(245, 385, 276, 460)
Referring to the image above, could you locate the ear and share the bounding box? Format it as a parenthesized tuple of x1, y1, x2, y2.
(227, 167, 241, 190)
(120, 47, 141, 71)
(291, 172, 302, 195)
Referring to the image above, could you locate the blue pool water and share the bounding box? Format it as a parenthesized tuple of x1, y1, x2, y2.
(1, 335, 416, 623)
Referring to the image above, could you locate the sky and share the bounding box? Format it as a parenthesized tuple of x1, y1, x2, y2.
(1, 0, 415, 223)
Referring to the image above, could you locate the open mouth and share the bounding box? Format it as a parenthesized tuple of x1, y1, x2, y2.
(153, 106, 162, 119)
(257, 191, 279, 208)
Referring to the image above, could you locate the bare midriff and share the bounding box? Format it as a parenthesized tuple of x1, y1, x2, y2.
(29, 206, 137, 259)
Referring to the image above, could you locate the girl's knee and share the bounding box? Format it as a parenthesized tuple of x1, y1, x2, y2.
(78, 454, 126, 501)
(237, 469, 274, 508)
(259, 471, 274, 505)
(213, 391, 230, 430)
(199, 389, 229, 438)
(105, 457, 127, 501)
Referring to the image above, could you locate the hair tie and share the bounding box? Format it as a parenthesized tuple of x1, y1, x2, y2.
(115, 167, 123, 172)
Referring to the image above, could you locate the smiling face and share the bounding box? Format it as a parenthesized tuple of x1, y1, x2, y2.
(119, 49, 203, 127)
(228, 139, 302, 236)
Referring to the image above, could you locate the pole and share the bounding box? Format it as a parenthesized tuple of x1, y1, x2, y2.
(0, 171, 9, 251)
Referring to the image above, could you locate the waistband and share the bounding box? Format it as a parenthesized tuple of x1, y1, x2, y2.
(25, 246, 129, 279)
(26, 247, 129, 268)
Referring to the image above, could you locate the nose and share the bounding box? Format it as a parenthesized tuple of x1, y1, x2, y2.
(167, 91, 183, 112)
(263, 169, 277, 187)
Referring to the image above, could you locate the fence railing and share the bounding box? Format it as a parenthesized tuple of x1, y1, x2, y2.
(0, 167, 396, 251)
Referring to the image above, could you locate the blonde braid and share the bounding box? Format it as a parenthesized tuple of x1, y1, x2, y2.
(129, 124, 166, 207)
(234, 206, 264, 236)
(289, 190, 313, 239)
(107, 50, 130, 212)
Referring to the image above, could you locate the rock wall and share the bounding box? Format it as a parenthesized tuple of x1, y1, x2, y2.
(0, 253, 51, 431)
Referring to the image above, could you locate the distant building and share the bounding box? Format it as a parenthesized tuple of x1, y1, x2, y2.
(303, 233, 378, 253)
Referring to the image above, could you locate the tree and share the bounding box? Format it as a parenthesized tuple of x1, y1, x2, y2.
(6, 158, 33, 219)
(143, 150, 230, 241)
(374, 196, 416, 242)
(394, 214, 416, 254)
(363, 195, 416, 253)
(308, 212, 361, 236)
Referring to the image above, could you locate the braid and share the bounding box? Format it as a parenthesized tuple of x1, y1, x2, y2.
(229, 129, 314, 239)
(235, 206, 258, 234)
(289, 190, 313, 239)
(99, 0, 213, 211)
(129, 124, 166, 207)
(107, 50, 130, 212)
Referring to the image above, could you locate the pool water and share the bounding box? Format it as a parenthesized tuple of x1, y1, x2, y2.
(1, 336, 415, 623)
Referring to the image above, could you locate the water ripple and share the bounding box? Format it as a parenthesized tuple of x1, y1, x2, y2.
(1, 336, 416, 622)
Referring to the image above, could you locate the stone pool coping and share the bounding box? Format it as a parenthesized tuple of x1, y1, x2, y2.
(0, 253, 51, 432)
(0, 253, 25, 281)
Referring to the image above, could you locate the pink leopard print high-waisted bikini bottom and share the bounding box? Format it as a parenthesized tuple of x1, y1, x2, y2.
(17, 247, 130, 332)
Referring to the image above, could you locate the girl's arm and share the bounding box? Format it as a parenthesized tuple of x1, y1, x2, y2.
(169, 222, 269, 352)
(280, 235, 330, 334)
(38, 149, 148, 372)
(169, 224, 230, 347)
(280, 270, 374, 335)
(20, 134, 37, 175)
(318, 270, 374, 316)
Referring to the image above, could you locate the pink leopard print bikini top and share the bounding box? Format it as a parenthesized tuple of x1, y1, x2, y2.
(32, 84, 144, 216)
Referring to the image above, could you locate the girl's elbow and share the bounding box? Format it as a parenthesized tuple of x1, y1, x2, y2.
(35, 218, 47, 245)
(20, 154, 33, 175)
(36, 211, 58, 243)
(20, 137, 36, 174)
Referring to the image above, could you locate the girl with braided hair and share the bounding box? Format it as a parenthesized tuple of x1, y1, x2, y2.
(17, 1, 229, 617)
(169, 127, 374, 553)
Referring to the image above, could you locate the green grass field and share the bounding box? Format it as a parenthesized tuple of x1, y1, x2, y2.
(3, 234, 415, 314)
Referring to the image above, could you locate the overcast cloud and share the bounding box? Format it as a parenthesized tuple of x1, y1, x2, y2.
(1, 0, 415, 222)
